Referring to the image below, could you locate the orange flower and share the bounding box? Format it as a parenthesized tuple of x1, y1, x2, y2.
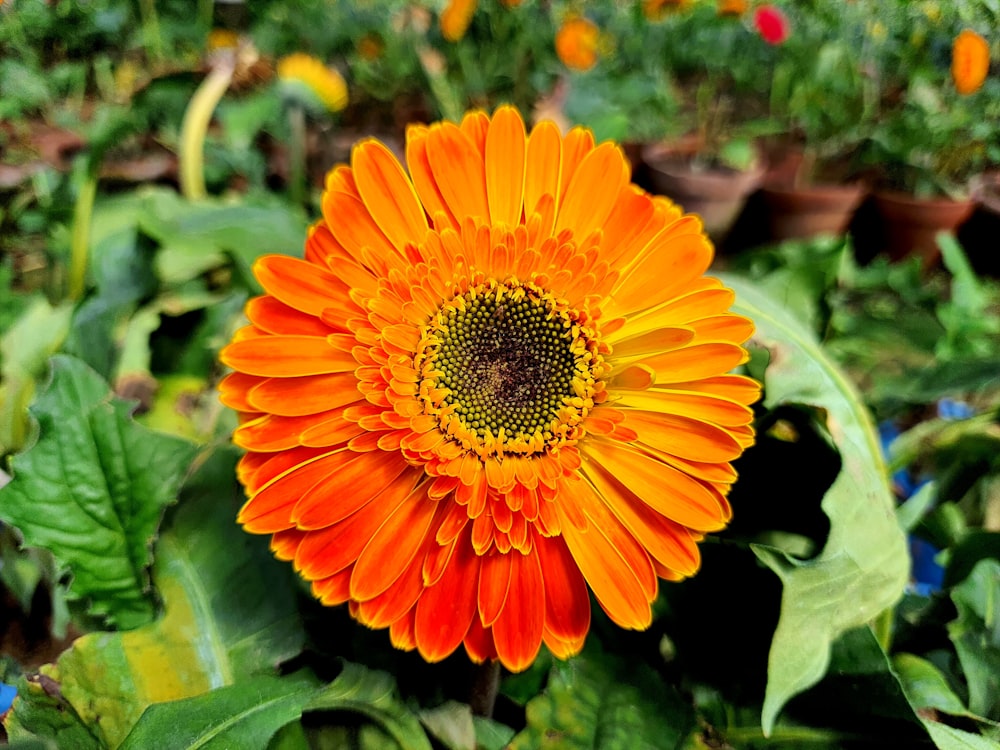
(717, 0, 748, 17)
(219, 107, 759, 672)
(952, 29, 989, 95)
(555, 16, 600, 72)
(357, 34, 384, 62)
(643, 0, 691, 21)
(440, 0, 477, 42)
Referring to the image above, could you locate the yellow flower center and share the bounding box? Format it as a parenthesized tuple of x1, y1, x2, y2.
(415, 278, 604, 458)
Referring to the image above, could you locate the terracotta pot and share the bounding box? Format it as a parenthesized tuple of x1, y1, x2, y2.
(872, 190, 976, 268)
(761, 182, 868, 241)
(641, 142, 764, 242)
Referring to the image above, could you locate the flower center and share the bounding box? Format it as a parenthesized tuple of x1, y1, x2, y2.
(415, 279, 603, 458)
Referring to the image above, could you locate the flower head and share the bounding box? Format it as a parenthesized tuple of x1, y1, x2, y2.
(717, 0, 748, 17)
(276, 53, 348, 113)
(952, 29, 989, 95)
(555, 16, 600, 72)
(219, 107, 759, 672)
(753, 5, 790, 45)
(440, 0, 478, 42)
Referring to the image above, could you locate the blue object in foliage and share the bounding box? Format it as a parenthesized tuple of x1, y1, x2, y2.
(0, 682, 16, 713)
(937, 398, 974, 421)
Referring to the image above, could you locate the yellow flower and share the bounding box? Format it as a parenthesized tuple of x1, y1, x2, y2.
(952, 29, 990, 96)
(555, 16, 600, 72)
(440, 0, 478, 42)
(276, 53, 348, 113)
(219, 106, 759, 672)
(206, 28, 240, 52)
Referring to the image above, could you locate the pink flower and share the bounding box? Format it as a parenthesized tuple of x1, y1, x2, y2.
(754, 5, 790, 45)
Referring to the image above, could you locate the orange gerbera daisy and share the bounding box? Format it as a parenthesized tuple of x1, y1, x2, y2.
(219, 106, 759, 672)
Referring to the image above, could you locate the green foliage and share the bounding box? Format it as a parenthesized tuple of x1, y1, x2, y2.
(509, 646, 696, 750)
(725, 274, 910, 733)
(0, 355, 196, 629)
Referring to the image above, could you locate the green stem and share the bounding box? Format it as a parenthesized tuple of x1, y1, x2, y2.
(724, 725, 859, 745)
(68, 167, 98, 302)
(137, 0, 164, 67)
(287, 104, 308, 207)
(469, 660, 501, 718)
(179, 52, 236, 200)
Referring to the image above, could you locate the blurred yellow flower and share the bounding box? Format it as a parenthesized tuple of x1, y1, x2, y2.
(206, 29, 240, 51)
(441, 0, 477, 42)
(952, 29, 990, 95)
(555, 16, 600, 72)
(277, 53, 348, 113)
(717, 0, 747, 17)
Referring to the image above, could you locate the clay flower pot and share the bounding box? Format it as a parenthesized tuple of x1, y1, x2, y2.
(761, 181, 868, 242)
(872, 190, 976, 268)
(641, 141, 765, 243)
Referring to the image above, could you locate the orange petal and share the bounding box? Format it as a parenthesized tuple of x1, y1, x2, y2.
(478, 550, 512, 627)
(609, 327, 694, 360)
(614, 390, 754, 427)
(524, 121, 562, 218)
(293, 472, 417, 579)
(254, 255, 346, 317)
(665, 374, 762, 403)
(555, 142, 628, 240)
(557, 489, 654, 630)
(427, 122, 489, 224)
(247, 373, 361, 417)
(238, 450, 342, 533)
(414, 532, 481, 662)
(405, 125, 457, 230)
(292, 450, 412, 530)
(582, 469, 701, 576)
(463, 617, 497, 663)
(535, 535, 590, 643)
(322, 190, 398, 264)
(311, 567, 353, 606)
(492, 549, 544, 672)
(621, 410, 743, 463)
(639, 343, 749, 384)
(485, 106, 526, 226)
(352, 139, 429, 250)
(221, 335, 357, 377)
(234, 409, 352, 452)
(351, 485, 441, 601)
(612, 231, 714, 315)
(558, 127, 595, 203)
(579, 440, 729, 532)
(246, 295, 333, 337)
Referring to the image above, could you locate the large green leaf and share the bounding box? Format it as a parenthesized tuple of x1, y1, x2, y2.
(0, 355, 196, 629)
(507, 647, 696, 750)
(120, 672, 321, 750)
(304, 661, 433, 750)
(723, 274, 909, 734)
(4, 447, 306, 748)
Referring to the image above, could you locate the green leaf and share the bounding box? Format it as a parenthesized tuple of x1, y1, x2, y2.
(304, 662, 432, 750)
(0, 355, 197, 629)
(6, 447, 306, 748)
(473, 716, 517, 750)
(419, 701, 475, 750)
(508, 647, 696, 750)
(893, 653, 971, 719)
(723, 274, 909, 734)
(948, 559, 1000, 720)
(923, 723, 1000, 750)
(3, 673, 102, 750)
(0, 299, 73, 455)
(120, 672, 321, 750)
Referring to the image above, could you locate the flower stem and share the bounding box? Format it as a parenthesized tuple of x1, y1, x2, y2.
(287, 103, 308, 207)
(469, 660, 501, 718)
(179, 51, 236, 200)
(68, 166, 98, 302)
